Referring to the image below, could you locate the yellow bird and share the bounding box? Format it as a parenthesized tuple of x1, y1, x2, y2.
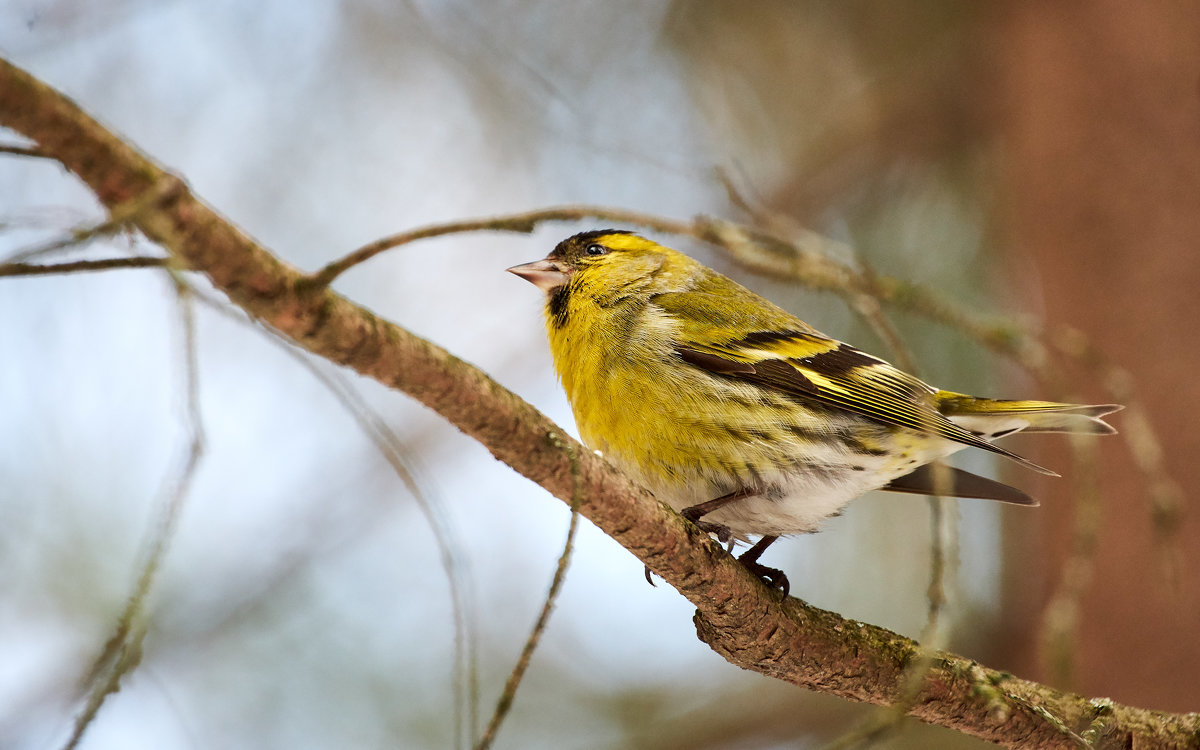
(509, 230, 1120, 594)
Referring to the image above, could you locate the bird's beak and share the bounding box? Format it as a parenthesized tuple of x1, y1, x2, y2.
(507, 258, 571, 293)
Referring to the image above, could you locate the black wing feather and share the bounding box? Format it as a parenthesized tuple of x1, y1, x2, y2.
(882, 464, 1038, 506)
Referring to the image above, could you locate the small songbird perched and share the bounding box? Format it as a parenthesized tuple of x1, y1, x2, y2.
(508, 230, 1120, 594)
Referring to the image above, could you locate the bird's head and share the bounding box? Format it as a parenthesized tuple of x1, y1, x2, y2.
(507, 230, 687, 298)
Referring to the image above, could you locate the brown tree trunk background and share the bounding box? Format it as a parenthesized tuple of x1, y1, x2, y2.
(993, 1, 1200, 713)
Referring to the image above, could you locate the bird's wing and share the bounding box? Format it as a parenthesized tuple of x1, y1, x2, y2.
(654, 290, 1054, 475)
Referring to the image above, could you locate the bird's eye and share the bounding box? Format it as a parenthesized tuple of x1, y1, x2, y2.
(585, 243, 608, 256)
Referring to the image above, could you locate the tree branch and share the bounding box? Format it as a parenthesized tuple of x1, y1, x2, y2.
(1, 56, 1195, 750)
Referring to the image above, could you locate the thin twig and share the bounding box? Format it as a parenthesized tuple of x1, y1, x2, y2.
(1032, 328, 1182, 680)
(5, 175, 183, 263)
(184, 285, 481, 749)
(64, 275, 205, 750)
(1047, 327, 1183, 584)
(0, 256, 169, 277)
(269, 346, 480, 750)
(1039, 436, 1102, 688)
(307, 206, 692, 287)
(0, 143, 46, 158)
(475, 433, 583, 750)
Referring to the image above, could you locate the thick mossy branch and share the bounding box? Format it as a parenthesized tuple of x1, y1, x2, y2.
(2, 57, 1196, 750)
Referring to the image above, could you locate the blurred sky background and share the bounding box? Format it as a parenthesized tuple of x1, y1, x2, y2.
(2, 2, 1198, 749)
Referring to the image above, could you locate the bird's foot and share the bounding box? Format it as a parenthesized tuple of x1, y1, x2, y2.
(738, 556, 790, 598)
(680, 506, 733, 543)
(677, 493, 790, 596)
(737, 534, 788, 597)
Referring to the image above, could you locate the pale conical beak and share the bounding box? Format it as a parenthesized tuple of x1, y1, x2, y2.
(507, 258, 571, 292)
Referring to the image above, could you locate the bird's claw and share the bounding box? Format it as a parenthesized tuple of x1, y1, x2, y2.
(681, 507, 733, 543)
(739, 558, 790, 598)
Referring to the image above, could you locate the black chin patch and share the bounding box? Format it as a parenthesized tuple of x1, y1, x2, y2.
(548, 285, 571, 328)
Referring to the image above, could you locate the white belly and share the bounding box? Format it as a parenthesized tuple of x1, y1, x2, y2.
(617, 434, 967, 538)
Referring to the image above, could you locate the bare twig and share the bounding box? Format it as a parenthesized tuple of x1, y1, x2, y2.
(0, 143, 46, 158)
(265, 344, 481, 750)
(1039, 436, 1102, 688)
(1047, 327, 1183, 584)
(181, 284, 481, 749)
(64, 276, 205, 750)
(307, 208, 692, 287)
(0, 255, 168, 277)
(4, 176, 183, 263)
(476, 433, 583, 750)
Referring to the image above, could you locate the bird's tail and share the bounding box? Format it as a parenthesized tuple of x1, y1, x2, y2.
(937, 392, 1122, 439)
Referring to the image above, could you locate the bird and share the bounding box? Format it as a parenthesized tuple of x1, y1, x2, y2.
(508, 229, 1120, 595)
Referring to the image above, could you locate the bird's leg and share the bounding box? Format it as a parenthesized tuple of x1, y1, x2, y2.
(680, 488, 755, 543)
(645, 488, 754, 587)
(738, 535, 788, 597)
(683, 490, 788, 595)
(648, 489, 758, 588)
